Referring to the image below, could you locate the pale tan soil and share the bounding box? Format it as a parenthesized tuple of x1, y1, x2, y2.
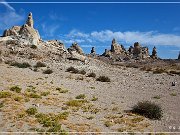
(0, 59, 180, 134)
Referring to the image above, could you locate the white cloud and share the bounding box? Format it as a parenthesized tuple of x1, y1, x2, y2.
(0, 0, 15, 11)
(66, 29, 180, 47)
(0, 0, 25, 31)
(67, 29, 89, 38)
(41, 23, 60, 37)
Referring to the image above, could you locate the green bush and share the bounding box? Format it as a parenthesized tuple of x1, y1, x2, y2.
(34, 62, 46, 68)
(40, 91, 50, 96)
(26, 107, 38, 115)
(65, 100, 87, 107)
(43, 69, 53, 74)
(28, 93, 42, 98)
(10, 86, 22, 93)
(0, 102, 4, 108)
(87, 72, 96, 78)
(91, 96, 98, 101)
(0, 91, 11, 98)
(132, 101, 163, 120)
(10, 62, 31, 68)
(96, 76, 110, 82)
(76, 94, 86, 99)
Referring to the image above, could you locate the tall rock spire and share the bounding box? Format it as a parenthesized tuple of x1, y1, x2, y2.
(151, 46, 157, 59)
(178, 51, 180, 60)
(26, 12, 34, 28)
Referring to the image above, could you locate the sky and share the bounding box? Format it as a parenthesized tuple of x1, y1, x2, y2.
(0, 0, 180, 59)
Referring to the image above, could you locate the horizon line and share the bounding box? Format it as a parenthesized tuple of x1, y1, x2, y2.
(1, 1, 180, 4)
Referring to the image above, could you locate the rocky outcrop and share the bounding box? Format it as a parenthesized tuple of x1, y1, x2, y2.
(178, 52, 180, 60)
(102, 38, 126, 58)
(68, 42, 84, 55)
(111, 38, 125, 54)
(2, 12, 40, 45)
(151, 46, 157, 59)
(127, 42, 150, 59)
(67, 42, 86, 62)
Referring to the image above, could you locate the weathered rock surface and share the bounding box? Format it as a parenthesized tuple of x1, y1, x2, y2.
(128, 42, 150, 59)
(2, 12, 40, 45)
(69, 42, 84, 55)
(111, 38, 125, 54)
(67, 42, 86, 62)
(26, 12, 34, 28)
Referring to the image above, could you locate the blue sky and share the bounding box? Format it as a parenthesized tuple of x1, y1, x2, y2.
(0, 0, 180, 59)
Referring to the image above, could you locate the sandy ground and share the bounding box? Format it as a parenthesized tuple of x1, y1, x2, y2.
(0, 59, 180, 134)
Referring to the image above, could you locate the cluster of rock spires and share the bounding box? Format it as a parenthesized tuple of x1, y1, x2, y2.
(1, 12, 179, 63)
(91, 38, 158, 61)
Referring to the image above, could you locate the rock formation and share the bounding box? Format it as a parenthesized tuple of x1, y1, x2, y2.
(90, 47, 96, 54)
(102, 38, 126, 58)
(26, 12, 34, 28)
(178, 51, 180, 60)
(110, 38, 125, 54)
(127, 42, 150, 59)
(68, 42, 84, 55)
(151, 46, 157, 59)
(2, 12, 40, 45)
(67, 42, 86, 62)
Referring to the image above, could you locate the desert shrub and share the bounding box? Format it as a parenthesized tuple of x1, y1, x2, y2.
(153, 68, 166, 74)
(76, 94, 86, 99)
(34, 61, 46, 68)
(35, 112, 68, 132)
(66, 66, 79, 74)
(91, 96, 98, 101)
(57, 112, 69, 120)
(131, 101, 163, 120)
(41, 91, 50, 96)
(65, 100, 87, 107)
(28, 93, 42, 98)
(87, 72, 96, 78)
(14, 96, 23, 101)
(96, 76, 110, 82)
(169, 70, 180, 75)
(56, 87, 68, 93)
(10, 62, 31, 68)
(153, 95, 161, 99)
(0, 91, 11, 98)
(30, 45, 37, 49)
(170, 93, 177, 96)
(0, 102, 4, 108)
(26, 107, 38, 115)
(10, 86, 21, 93)
(104, 121, 113, 127)
(79, 70, 86, 75)
(43, 69, 53, 74)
